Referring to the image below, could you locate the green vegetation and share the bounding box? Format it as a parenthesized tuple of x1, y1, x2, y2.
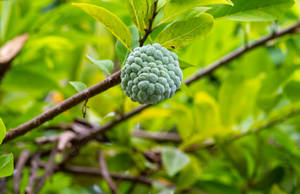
(0, 0, 300, 193)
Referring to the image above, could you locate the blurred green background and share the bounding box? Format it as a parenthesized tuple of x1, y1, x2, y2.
(1, 0, 300, 193)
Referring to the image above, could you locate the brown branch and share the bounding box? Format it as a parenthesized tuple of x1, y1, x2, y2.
(33, 148, 58, 194)
(226, 107, 300, 144)
(13, 150, 31, 194)
(0, 34, 28, 82)
(3, 21, 300, 144)
(0, 178, 7, 194)
(26, 152, 41, 194)
(70, 122, 90, 135)
(3, 71, 121, 143)
(184, 22, 300, 85)
(98, 151, 119, 194)
(131, 130, 182, 142)
(57, 131, 76, 152)
(74, 21, 300, 145)
(32, 107, 300, 192)
(36, 161, 152, 185)
(60, 165, 152, 185)
(35, 135, 59, 145)
(76, 104, 151, 143)
(139, 0, 158, 46)
(61, 165, 193, 191)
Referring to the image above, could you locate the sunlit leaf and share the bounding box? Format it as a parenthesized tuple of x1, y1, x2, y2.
(0, 153, 14, 178)
(87, 55, 114, 75)
(115, 39, 130, 66)
(73, 3, 132, 50)
(127, 0, 149, 33)
(208, 0, 294, 21)
(161, 0, 232, 24)
(162, 147, 190, 176)
(179, 59, 195, 69)
(69, 81, 87, 92)
(156, 14, 214, 49)
(176, 156, 201, 190)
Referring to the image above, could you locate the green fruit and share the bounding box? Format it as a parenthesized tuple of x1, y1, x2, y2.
(121, 43, 182, 104)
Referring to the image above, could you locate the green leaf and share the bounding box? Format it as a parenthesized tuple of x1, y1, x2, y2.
(127, 0, 149, 33)
(116, 39, 130, 65)
(162, 147, 190, 176)
(2, 68, 59, 96)
(0, 118, 6, 145)
(176, 156, 201, 190)
(272, 129, 300, 157)
(0, 153, 14, 178)
(180, 82, 193, 98)
(179, 59, 195, 69)
(156, 14, 214, 49)
(267, 46, 285, 67)
(153, 182, 175, 194)
(69, 81, 87, 92)
(73, 3, 132, 50)
(208, 0, 294, 21)
(254, 166, 285, 190)
(284, 81, 300, 102)
(86, 55, 114, 75)
(130, 25, 140, 50)
(161, 0, 232, 24)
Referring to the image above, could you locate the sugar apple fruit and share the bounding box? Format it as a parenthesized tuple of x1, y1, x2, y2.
(121, 43, 183, 104)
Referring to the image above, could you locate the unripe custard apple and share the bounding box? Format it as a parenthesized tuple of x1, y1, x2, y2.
(121, 43, 183, 104)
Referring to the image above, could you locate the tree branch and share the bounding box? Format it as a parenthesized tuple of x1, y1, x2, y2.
(30, 107, 300, 192)
(227, 107, 300, 144)
(184, 21, 300, 85)
(185, 107, 300, 152)
(0, 34, 28, 82)
(75, 21, 300, 145)
(60, 165, 153, 185)
(26, 152, 41, 194)
(3, 71, 121, 143)
(3, 21, 300, 144)
(139, 0, 159, 46)
(0, 178, 7, 194)
(131, 130, 182, 142)
(33, 148, 58, 194)
(98, 151, 119, 194)
(14, 150, 31, 194)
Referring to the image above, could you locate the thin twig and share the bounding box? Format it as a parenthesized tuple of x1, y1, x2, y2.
(33, 148, 58, 194)
(185, 107, 300, 152)
(98, 151, 119, 194)
(3, 71, 121, 143)
(14, 150, 31, 194)
(60, 165, 152, 185)
(26, 152, 41, 194)
(0, 178, 6, 194)
(81, 98, 89, 118)
(227, 108, 300, 144)
(57, 131, 76, 152)
(70, 123, 90, 135)
(3, 21, 300, 144)
(35, 135, 59, 145)
(139, 0, 158, 46)
(131, 130, 182, 142)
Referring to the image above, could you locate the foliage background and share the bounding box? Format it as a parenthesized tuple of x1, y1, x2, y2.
(1, 0, 300, 193)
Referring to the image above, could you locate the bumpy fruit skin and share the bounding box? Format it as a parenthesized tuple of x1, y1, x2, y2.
(121, 43, 183, 104)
